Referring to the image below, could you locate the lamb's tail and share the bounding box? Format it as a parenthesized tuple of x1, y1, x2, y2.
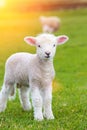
(9, 85, 16, 101)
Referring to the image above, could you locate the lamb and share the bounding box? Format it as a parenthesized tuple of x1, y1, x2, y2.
(40, 16, 61, 33)
(0, 33, 69, 121)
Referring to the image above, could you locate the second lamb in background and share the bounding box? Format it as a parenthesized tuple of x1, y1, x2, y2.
(40, 16, 61, 33)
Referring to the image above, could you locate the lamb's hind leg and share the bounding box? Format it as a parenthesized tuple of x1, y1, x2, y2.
(0, 83, 14, 112)
(19, 86, 31, 111)
(9, 84, 16, 101)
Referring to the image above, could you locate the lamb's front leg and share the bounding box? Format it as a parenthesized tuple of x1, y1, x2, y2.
(43, 85, 54, 120)
(31, 84, 43, 121)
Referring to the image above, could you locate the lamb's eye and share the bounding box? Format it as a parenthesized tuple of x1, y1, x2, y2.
(38, 45, 41, 48)
(53, 44, 55, 47)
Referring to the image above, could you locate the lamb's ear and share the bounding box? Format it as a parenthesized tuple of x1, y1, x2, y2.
(24, 36, 36, 46)
(56, 35, 69, 45)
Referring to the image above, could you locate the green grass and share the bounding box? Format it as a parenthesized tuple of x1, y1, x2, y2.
(0, 8, 87, 130)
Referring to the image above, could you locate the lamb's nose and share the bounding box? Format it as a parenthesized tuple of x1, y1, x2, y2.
(45, 52, 51, 56)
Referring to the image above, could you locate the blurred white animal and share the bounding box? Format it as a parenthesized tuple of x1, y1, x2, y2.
(40, 16, 61, 33)
(0, 33, 69, 121)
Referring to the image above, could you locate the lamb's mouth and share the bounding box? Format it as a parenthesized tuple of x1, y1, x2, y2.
(45, 55, 50, 58)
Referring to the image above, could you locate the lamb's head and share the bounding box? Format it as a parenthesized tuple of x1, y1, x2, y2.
(24, 33, 69, 60)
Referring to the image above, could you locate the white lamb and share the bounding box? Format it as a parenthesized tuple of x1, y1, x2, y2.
(0, 33, 69, 121)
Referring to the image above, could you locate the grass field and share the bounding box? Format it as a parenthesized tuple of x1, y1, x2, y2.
(0, 8, 87, 130)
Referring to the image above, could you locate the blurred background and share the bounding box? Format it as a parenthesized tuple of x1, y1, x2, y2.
(0, 0, 87, 57)
(0, 0, 87, 11)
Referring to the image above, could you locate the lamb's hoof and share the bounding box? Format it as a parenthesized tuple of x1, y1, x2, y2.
(0, 103, 6, 112)
(34, 114, 44, 121)
(23, 103, 32, 111)
(44, 112, 54, 120)
(0, 95, 6, 112)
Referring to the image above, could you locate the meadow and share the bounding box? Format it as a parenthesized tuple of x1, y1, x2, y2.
(0, 8, 87, 130)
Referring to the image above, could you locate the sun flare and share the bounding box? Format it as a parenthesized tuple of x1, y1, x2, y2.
(0, 0, 5, 8)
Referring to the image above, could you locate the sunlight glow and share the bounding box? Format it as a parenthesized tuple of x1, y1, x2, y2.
(0, 0, 5, 7)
